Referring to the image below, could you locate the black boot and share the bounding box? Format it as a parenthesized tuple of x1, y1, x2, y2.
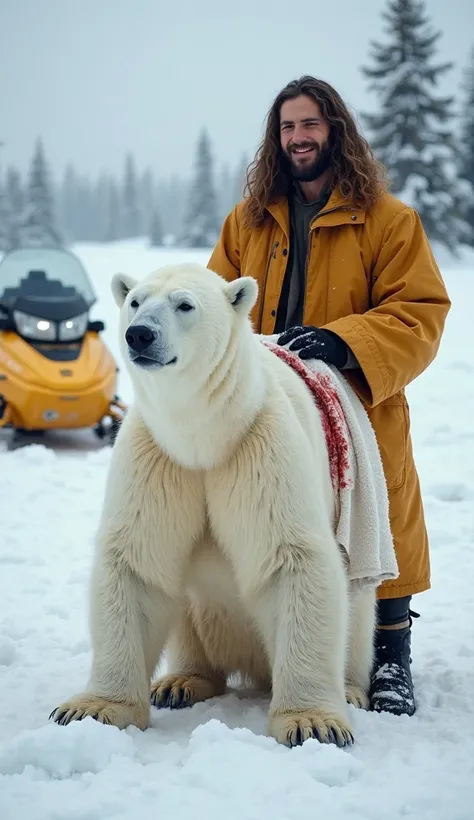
(369, 596, 419, 717)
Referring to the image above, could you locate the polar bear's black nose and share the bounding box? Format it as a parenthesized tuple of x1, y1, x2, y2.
(125, 324, 157, 353)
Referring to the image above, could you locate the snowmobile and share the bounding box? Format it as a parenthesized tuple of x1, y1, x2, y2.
(0, 246, 126, 451)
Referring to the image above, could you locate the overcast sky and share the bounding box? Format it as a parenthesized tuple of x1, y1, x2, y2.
(1, 0, 473, 182)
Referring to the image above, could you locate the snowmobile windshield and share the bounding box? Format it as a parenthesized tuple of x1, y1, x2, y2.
(0, 247, 97, 321)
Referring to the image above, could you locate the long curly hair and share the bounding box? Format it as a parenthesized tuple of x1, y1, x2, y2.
(242, 76, 388, 227)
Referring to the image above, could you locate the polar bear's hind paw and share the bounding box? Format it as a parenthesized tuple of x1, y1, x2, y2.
(345, 683, 370, 710)
(150, 673, 225, 709)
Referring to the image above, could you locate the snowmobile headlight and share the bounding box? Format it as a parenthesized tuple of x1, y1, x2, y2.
(13, 310, 56, 341)
(58, 312, 89, 341)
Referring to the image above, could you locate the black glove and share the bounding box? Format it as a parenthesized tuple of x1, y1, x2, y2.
(277, 325, 349, 368)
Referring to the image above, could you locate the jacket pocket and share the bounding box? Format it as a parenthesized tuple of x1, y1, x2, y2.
(367, 397, 409, 491)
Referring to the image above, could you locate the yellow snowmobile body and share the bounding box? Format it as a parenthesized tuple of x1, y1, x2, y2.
(0, 246, 126, 449)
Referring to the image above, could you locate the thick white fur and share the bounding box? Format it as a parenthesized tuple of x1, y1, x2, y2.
(50, 263, 375, 746)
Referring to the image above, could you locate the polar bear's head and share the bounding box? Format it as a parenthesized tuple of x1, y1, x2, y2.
(111, 263, 259, 380)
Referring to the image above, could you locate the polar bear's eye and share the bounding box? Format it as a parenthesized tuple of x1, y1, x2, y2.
(177, 302, 194, 312)
(130, 299, 139, 309)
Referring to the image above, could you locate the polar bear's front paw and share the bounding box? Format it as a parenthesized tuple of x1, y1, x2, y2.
(345, 684, 370, 710)
(49, 694, 149, 729)
(268, 708, 354, 748)
(150, 674, 225, 709)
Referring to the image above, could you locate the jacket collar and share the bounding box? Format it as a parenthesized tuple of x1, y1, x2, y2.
(265, 186, 366, 236)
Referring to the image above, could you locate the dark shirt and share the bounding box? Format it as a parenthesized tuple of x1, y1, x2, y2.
(275, 183, 332, 332)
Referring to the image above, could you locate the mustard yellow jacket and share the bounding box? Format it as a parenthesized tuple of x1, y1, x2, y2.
(208, 187, 451, 599)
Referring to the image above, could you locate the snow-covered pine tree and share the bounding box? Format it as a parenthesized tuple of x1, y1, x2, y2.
(459, 45, 474, 244)
(180, 129, 221, 248)
(157, 174, 187, 241)
(58, 164, 79, 243)
(360, 0, 473, 252)
(233, 152, 249, 206)
(94, 173, 113, 242)
(74, 175, 96, 241)
(105, 178, 120, 242)
(149, 206, 164, 247)
(5, 166, 24, 251)
(121, 153, 140, 238)
(22, 138, 63, 248)
(0, 164, 9, 253)
(217, 163, 233, 222)
(139, 168, 155, 236)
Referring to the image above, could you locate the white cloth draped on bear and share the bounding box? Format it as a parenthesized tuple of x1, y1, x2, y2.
(261, 337, 399, 589)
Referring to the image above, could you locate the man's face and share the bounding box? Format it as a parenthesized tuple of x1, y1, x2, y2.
(279, 95, 332, 182)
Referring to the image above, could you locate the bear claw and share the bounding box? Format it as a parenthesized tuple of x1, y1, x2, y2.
(49, 696, 148, 729)
(345, 684, 370, 710)
(269, 708, 354, 748)
(150, 674, 225, 710)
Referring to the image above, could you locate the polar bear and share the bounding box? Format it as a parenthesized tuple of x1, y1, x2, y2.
(50, 262, 376, 747)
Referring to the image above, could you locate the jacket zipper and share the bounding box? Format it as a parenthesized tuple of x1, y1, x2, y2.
(259, 240, 279, 329)
(302, 231, 312, 324)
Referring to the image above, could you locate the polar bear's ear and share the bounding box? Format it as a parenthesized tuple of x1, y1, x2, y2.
(225, 277, 258, 315)
(111, 273, 138, 307)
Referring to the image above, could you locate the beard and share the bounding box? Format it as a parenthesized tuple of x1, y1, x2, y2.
(283, 138, 333, 182)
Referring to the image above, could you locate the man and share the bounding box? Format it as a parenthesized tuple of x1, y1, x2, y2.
(208, 75, 451, 717)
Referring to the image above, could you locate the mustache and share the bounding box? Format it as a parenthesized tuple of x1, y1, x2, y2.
(288, 141, 319, 153)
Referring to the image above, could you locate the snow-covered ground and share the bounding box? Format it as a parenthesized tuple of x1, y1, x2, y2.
(1, 241, 474, 820)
